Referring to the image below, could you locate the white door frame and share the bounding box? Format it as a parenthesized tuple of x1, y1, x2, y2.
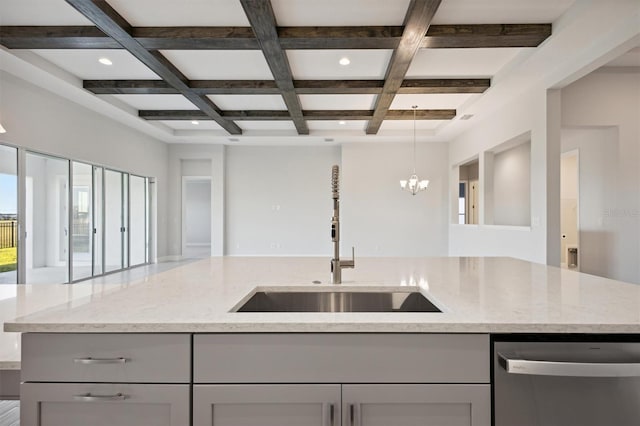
(181, 176, 213, 257)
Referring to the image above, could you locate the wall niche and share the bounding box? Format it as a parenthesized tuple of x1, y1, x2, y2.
(485, 133, 531, 227)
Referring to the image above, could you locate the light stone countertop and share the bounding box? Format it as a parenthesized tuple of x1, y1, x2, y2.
(3, 257, 640, 341)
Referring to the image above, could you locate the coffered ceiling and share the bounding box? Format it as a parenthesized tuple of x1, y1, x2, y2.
(0, 0, 590, 144)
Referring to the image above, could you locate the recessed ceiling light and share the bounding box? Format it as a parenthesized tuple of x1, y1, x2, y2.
(339, 57, 351, 66)
(191, 120, 199, 125)
(98, 57, 112, 66)
(228, 138, 240, 142)
(460, 114, 474, 121)
(339, 121, 346, 125)
(324, 138, 335, 142)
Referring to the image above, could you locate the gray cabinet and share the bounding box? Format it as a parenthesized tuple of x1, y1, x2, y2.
(20, 333, 191, 426)
(21, 383, 189, 426)
(342, 384, 490, 426)
(193, 334, 491, 426)
(193, 384, 341, 426)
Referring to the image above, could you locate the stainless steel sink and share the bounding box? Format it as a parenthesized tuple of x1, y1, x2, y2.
(233, 290, 441, 313)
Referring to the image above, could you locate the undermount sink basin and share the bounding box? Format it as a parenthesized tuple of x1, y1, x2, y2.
(233, 290, 441, 313)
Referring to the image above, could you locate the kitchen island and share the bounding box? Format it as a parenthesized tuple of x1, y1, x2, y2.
(4, 257, 640, 425)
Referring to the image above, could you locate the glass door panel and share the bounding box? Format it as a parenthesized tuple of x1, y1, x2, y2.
(122, 173, 129, 269)
(0, 145, 18, 283)
(93, 167, 103, 277)
(104, 169, 123, 273)
(71, 162, 92, 282)
(129, 175, 147, 266)
(25, 153, 69, 284)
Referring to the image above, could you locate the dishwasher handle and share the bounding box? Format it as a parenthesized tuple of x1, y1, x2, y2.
(498, 352, 640, 377)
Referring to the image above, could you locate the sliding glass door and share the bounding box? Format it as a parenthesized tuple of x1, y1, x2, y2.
(104, 169, 127, 273)
(0, 144, 151, 283)
(0, 145, 18, 283)
(71, 162, 93, 282)
(25, 152, 69, 284)
(129, 175, 148, 266)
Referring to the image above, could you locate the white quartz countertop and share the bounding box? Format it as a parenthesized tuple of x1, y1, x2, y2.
(3, 257, 640, 337)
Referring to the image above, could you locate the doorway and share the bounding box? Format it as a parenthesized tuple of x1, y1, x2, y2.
(182, 177, 212, 259)
(561, 150, 579, 269)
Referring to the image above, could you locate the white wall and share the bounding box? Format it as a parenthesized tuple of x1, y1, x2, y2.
(561, 69, 640, 283)
(560, 153, 578, 264)
(492, 141, 531, 227)
(449, 87, 551, 263)
(225, 145, 340, 256)
(0, 71, 169, 258)
(341, 142, 449, 256)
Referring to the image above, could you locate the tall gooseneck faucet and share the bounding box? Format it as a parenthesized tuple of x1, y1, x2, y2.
(331, 165, 355, 284)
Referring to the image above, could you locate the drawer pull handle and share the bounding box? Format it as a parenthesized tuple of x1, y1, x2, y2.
(322, 403, 335, 426)
(73, 357, 128, 365)
(73, 393, 128, 402)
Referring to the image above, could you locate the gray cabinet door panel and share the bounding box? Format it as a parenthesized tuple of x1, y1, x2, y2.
(194, 333, 489, 383)
(193, 384, 341, 426)
(22, 333, 191, 383)
(342, 384, 490, 426)
(21, 383, 189, 426)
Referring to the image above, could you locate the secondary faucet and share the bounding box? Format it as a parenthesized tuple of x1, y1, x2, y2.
(331, 165, 355, 284)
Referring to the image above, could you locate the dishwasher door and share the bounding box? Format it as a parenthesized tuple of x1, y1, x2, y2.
(494, 340, 640, 426)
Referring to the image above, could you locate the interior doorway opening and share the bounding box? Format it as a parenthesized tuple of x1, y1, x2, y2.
(182, 177, 212, 259)
(560, 150, 579, 269)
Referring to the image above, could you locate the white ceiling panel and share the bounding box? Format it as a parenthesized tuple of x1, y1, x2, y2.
(287, 50, 393, 79)
(206, 95, 287, 110)
(432, 0, 576, 24)
(379, 120, 447, 131)
(107, 0, 250, 26)
(299, 95, 377, 110)
(406, 48, 523, 78)
(238, 121, 296, 130)
(307, 120, 368, 131)
(160, 50, 275, 80)
(0, 0, 93, 25)
(112, 95, 197, 110)
(391, 94, 480, 110)
(160, 120, 224, 130)
(31, 50, 160, 80)
(271, 0, 411, 26)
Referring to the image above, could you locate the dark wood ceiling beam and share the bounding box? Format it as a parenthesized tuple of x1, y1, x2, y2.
(366, 0, 442, 135)
(423, 24, 552, 48)
(63, 0, 241, 134)
(85, 78, 490, 95)
(139, 109, 456, 121)
(239, 0, 308, 134)
(0, 24, 551, 50)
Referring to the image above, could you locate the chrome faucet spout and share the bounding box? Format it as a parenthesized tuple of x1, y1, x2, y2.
(330, 165, 355, 284)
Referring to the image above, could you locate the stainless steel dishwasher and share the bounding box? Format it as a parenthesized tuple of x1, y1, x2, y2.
(493, 336, 640, 426)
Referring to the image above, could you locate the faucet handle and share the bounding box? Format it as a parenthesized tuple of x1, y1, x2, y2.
(341, 247, 355, 268)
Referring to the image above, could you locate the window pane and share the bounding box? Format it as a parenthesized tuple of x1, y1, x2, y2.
(71, 162, 93, 281)
(0, 145, 18, 283)
(105, 170, 123, 273)
(130, 175, 147, 266)
(25, 153, 69, 284)
(93, 167, 103, 276)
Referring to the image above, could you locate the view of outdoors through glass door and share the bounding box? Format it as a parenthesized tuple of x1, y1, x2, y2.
(0, 145, 18, 284)
(105, 169, 128, 274)
(0, 143, 150, 284)
(25, 152, 70, 284)
(71, 162, 93, 282)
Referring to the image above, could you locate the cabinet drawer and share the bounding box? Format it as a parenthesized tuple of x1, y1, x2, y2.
(22, 333, 190, 383)
(194, 333, 489, 383)
(21, 383, 189, 426)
